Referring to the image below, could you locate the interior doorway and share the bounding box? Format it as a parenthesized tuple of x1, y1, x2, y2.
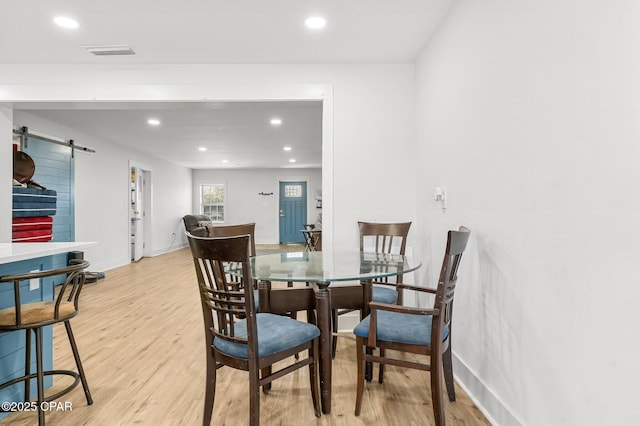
(6, 83, 334, 258)
(129, 161, 152, 261)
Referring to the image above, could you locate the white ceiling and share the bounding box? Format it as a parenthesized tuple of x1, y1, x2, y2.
(5, 0, 454, 169)
(17, 101, 323, 169)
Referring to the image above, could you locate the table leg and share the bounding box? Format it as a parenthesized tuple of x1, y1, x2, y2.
(258, 280, 272, 393)
(313, 281, 332, 414)
(361, 279, 373, 381)
(258, 279, 271, 313)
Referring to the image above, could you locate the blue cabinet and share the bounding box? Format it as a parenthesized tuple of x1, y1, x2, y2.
(0, 256, 54, 420)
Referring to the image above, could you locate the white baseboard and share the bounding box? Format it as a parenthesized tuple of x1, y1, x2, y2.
(91, 243, 187, 273)
(151, 242, 187, 257)
(90, 255, 131, 273)
(453, 353, 522, 426)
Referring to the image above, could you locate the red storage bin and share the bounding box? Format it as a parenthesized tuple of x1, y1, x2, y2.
(12, 216, 53, 242)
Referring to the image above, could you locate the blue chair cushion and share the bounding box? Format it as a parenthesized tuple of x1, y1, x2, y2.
(372, 285, 398, 304)
(214, 313, 320, 359)
(353, 310, 449, 346)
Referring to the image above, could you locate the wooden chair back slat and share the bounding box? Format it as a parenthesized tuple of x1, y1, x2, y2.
(434, 227, 471, 342)
(207, 223, 256, 256)
(208, 223, 257, 289)
(358, 221, 411, 285)
(358, 221, 411, 255)
(188, 234, 256, 351)
(357, 221, 411, 290)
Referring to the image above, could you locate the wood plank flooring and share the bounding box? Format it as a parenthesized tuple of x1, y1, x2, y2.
(0, 247, 489, 426)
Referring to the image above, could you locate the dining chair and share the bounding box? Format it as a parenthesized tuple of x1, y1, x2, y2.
(206, 222, 306, 336)
(332, 221, 411, 357)
(187, 234, 321, 426)
(0, 260, 93, 426)
(207, 222, 304, 344)
(353, 226, 471, 426)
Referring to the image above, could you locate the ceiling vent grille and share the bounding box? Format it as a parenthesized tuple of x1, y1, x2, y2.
(83, 44, 135, 56)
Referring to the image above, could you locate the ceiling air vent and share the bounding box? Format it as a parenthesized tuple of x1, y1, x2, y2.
(83, 44, 135, 56)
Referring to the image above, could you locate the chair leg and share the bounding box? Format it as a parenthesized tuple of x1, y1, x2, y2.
(203, 350, 216, 426)
(331, 309, 338, 358)
(309, 341, 321, 417)
(354, 336, 365, 416)
(378, 348, 385, 384)
(287, 281, 298, 321)
(306, 309, 316, 326)
(35, 327, 45, 426)
(287, 280, 301, 361)
(430, 351, 445, 426)
(443, 344, 456, 402)
(365, 347, 374, 382)
(249, 367, 260, 426)
(261, 367, 272, 394)
(24, 329, 31, 402)
(64, 321, 93, 405)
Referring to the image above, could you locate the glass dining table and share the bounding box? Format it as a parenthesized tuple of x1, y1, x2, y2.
(231, 250, 422, 414)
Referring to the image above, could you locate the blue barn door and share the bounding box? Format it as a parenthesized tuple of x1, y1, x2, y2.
(279, 181, 307, 244)
(23, 135, 75, 284)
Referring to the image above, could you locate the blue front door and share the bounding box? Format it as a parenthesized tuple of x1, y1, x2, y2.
(279, 181, 307, 243)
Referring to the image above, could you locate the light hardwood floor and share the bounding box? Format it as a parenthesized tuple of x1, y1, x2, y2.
(0, 247, 490, 426)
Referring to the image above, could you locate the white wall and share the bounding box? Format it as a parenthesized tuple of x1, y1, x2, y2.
(0, 105, 13, 242)
(416, 1, 640, 425)
(192, 168, 322, 244)
(13, 111, 192, 271)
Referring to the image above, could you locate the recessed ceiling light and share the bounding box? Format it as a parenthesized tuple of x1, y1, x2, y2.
(283, 146, 292, 151)
(54, 16, 79, 29)
(270, 118, 282, 125)
(147, 118, 160, 126)
(305, 16, 326, 29)
(198, 147, 207, 152)
(289, 159, 296, 163)
(222, 159, 229, 163)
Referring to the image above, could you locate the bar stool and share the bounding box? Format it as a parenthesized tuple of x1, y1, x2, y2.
(0, 260, 93, 425)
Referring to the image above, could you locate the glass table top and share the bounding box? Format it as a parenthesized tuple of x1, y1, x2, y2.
(229, 250, 421, 283)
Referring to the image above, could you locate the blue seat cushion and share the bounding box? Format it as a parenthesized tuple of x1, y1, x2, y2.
(372, 285, 398, 304)
(353, 310, 449, 346)
(214, 313, 320, 359)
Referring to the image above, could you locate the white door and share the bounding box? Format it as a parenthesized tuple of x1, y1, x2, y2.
(131, 167, 145, 261)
